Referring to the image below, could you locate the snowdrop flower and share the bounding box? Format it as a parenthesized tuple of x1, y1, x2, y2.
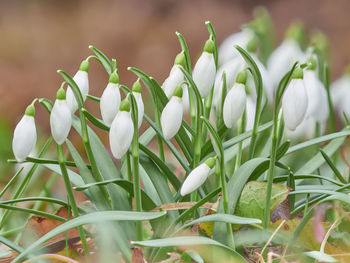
(267, 23, 306, 88)
(223, 70, 247, 128)
(245, 96, 256, 131)
(66, 60, 90, 113)
(282, 66, 308, 131)
(12, 103, 37, 162)
(331, 66, 350, 120)
(180, 157, 216, 196)
(303, 58, 329, 123)
(161, 85, 183, 140)
(50, 88, 72, 145)
(100, 70, 121, 127)
(109, 99, 134, 159)
(193, 38, 216, 98)
(132, 78, 144, 128)
(218, 28, 254, 66)
(162, 51, 185, 98)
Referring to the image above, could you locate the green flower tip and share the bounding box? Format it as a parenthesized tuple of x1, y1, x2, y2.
(119, 99, 131, 112)
(203, 38, 215, 54)
(236, 70, 247, 84)
(79, 60, 90, 72)
(109, 70, 119, 84)
(132, 78, 142, 93)
(246, 37, 258, 53)
(173, 85, 183, 98)
(174, 51, 186, 67)
(56, 87, 66, 100)
(205, 157, 216, 169)
(285, 21, 306, 46)
(307, 57, 317, 71)
(25, 104, 35, 117)
(292, 66, 303, 79)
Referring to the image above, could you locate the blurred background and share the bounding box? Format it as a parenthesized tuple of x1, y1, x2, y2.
(1, 0, 350, 175)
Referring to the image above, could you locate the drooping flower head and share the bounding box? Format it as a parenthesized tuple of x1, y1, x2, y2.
(161, 85, 183, 140)
(109, 98, 134, 159)
(223, 70, 247, 128)
(282, 65, 308, 131)
(132, 78, 144, 128)
(193, 37, 216, 98)
(66, 60, 90, 113)
(303, 57, 329, 123)
(162, 51, 185, 98)
(100, 70, 121, 127)
(180, 157, 216, 196)
(50, 87, 72, 145)
(12, 103, 37, 162)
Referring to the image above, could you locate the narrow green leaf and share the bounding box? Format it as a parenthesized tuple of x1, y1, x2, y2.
(176, 32, 192, 74)
(38, 98, 53, 114)
(304, 251, 337, 263)
(0, 197, 67, 207)
(320, 149, 347, 183)
(0, 235, 24, 253)
(57, 70, 84, 108)
(89, 45, 113, 75)
(14, 211, 166, 262)
(0, 167, 23, 199)
(82, 108, 109, 131)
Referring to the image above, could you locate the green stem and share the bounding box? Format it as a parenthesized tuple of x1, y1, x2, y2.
(57, 144, 89, 257)
(235, 111, 246, 170)
(324, 63, 336, 133)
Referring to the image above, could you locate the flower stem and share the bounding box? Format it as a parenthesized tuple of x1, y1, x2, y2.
(57, 144, 89, 258)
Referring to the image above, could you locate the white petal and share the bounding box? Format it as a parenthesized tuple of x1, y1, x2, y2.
(193, 52, 216, 98)
(181, 84, 190, 113)
(180, 163, 210, 196)
(50, 100, 72, 145)
(282, 78, 308, 131)
(100, 83, 121, 126)
(245, 96, 256, 131)
(331, 76, 350, 120)
(160, 97, 183, 140)
(304, 71, 329, 123)
(109, 111, 134, 159)
(218, 29, 254, 66)
(12, 115, 37, 162)
(133, 92, 144, 128)
(66, 70, 89, 113)
(161, 65, 184, 98)
(223, 83, 247, 128)
(267, 40, 306, 88)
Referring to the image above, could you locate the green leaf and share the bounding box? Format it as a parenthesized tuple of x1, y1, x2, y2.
(286, 129, 350, 154)
(13, 211, 166, 262)
(82, 108, 109, 131)
(235, 181, 289, 221)
(320, 149, 347, 184)
(176, 32, 192, 74)
(89, 45, 113, 75)
(73, 178, 156, 211)
(57, 70, 84, 108)
(182, 214, 261, 230)
(295, 136, 347, 176)
(0, 167, 23, 199)
(0, 197, 67, 207)
(304, 251, 337, 262)
(131, 236, 245, 262)
(0, 235, 24, 253)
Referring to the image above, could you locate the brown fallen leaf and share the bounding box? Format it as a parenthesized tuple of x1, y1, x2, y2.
(20, 206, 81, 253)
(131, 246, 147, 263)
(152, 202, 216, 212)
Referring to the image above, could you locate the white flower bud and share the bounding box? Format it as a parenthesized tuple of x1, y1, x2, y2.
(180, 157, 216, 196)
(193, 39, 216, 98)
(66, 60, 90, 113)
(223, 71, 247, 128)
(267, 40, 305, 88)
(12, 104, 37, 162)
(303, 70, 329, 123)
(100, 72, 121, 127)
(331, 71, 350, 121)
(218, 29, 254, 66)
(160, 86, 183, 140)
(162, 52, 185, 98)
(109, 100, 134, 159)
(282, 68, 308, 131)
(50, 89, 72, 145)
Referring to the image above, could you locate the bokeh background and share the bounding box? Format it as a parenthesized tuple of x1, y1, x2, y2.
(1, 0, 350, 175)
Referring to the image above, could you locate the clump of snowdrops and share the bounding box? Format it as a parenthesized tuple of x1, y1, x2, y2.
(4, 9, 350, 263)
